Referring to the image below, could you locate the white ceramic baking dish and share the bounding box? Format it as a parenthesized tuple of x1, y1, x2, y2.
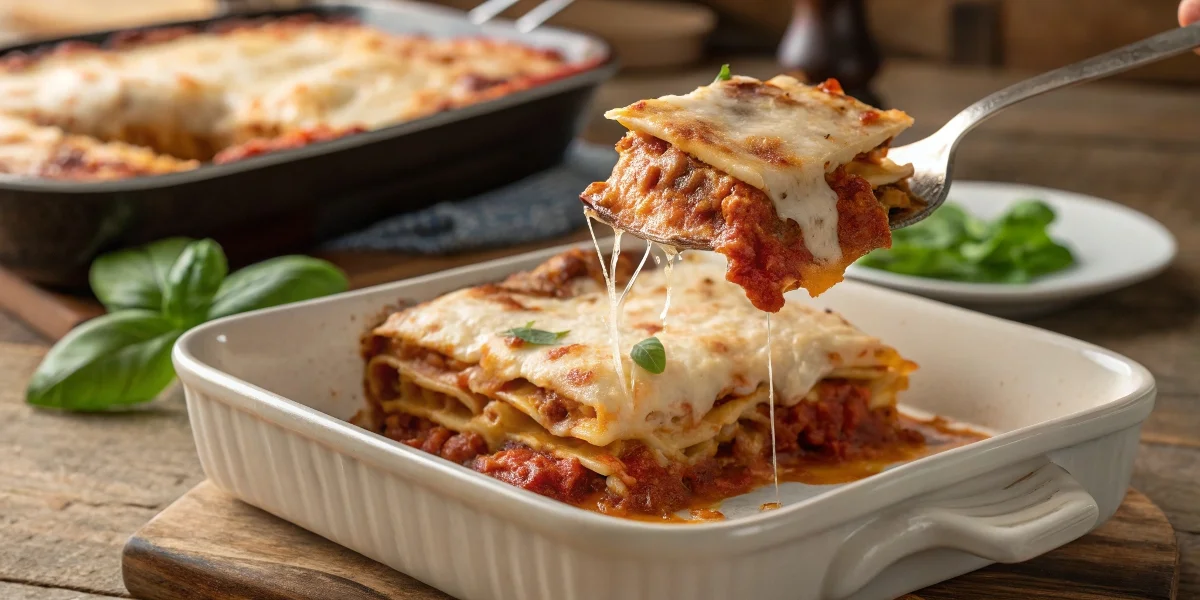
(172, 237, 1155, 600)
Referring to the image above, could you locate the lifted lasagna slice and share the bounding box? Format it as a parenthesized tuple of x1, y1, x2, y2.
(357, 248, 922, 519)
(581, 75, 923, 312)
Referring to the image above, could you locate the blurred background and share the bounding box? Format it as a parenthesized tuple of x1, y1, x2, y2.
(0, 0, 1191, 81)
(0, 0, 1190, 144)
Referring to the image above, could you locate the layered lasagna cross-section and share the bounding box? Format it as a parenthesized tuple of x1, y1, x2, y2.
(357, 249, 922, 519)
(581, 75, 923, 312)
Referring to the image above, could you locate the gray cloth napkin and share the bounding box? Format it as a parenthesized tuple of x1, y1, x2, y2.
(323, 141, 618, 254)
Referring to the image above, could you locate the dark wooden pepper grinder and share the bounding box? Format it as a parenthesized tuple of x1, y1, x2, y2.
(776, 0, 884, 107)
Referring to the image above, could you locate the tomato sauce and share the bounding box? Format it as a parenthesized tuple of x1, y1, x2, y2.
(376, 381, 985, 521)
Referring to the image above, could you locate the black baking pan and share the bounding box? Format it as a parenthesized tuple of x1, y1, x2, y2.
(0, 0, 617, 288)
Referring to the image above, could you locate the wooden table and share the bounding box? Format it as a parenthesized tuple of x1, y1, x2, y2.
(1, 59, 1198, 599)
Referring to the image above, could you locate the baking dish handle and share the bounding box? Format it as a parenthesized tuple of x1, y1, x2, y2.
(824, 459, 1099, 599)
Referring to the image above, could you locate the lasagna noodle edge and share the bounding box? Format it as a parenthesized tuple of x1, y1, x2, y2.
(364, 343, 913, 479)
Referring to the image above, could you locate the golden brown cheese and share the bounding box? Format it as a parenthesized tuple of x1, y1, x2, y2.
(0, 114, 197, 180)
(356, 248, 947, 519)
(0, 16, 582, 175)
(371, 251, 909, 449)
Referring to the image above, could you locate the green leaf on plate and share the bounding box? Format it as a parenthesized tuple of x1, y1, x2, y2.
(859, 199, 1075, 283)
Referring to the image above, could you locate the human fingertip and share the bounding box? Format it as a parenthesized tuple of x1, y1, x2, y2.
(1180, 0, 1200, 26)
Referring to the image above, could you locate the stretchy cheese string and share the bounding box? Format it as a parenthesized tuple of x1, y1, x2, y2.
(586, 215, 630, 396)
(767, 312, 780, 504)
(657, 244, 680, 335)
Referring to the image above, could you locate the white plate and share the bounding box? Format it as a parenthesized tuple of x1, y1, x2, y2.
(845, 181, 1177, 319)
(171, 237, 1155, 600)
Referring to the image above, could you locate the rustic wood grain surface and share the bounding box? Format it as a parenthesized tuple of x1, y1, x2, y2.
(0, 59, 1198, 598)
(119, 484, 1177, 600)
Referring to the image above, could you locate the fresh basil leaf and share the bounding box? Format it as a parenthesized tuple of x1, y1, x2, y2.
(714, 63, 732, 82)
(631, 336, 666, 374)
(162, 239, 227, 327)
(1001, 199, 1056, 229)
(25, 310, 181, 411)
(502, 321, 569, 345)
(890, 203, 969, 249)
(89, 237, 193, 312)
(209, 256, 349, 320)
(860, 200, 1073, 283)
(1021, 236, 1076, 277)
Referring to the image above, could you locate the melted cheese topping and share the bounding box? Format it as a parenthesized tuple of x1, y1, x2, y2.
(0, 22, 570, 157)
(0, 114, 198, 179)
(375, 254, 897, 447)
(605, 75, 913, 263)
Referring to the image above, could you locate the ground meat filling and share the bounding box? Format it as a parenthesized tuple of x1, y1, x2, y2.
(772, 379, 924, 460)
(580, 133, 727, 249)
(581, 131, 893, 312)
(382, 413, 488, 464)
(472, 444, 606, 504)
(492, 247, 637, 298)
(373, 378, 919, 516)
(604, 444, 758, 516)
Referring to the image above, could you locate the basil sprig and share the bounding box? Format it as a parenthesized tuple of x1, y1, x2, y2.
(502, 322, 569, 345)
(89, 237, 191, 312)
(27, 238, 349, 411)
(25, 311, 181, 411)
(162, 239, 227, 328)
(858, 200, 1075, 283)
(714, 64, 732, 82)
(631, 337, 666, 374)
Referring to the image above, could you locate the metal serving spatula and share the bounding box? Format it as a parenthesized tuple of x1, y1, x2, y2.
(584, 22, 1200, 244)
(468, 0, 576, 32)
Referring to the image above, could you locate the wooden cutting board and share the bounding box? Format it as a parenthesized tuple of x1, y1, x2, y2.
(121, 482, 1179, 600)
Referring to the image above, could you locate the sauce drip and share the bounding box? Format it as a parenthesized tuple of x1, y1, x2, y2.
(690, 507, 725, 521)
(558, 416, 987, 524)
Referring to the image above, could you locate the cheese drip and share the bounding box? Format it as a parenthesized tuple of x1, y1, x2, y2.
(767, 312, 780, 504)
(378, 250, 902, 447)
(658, 244, 680, 332)
(623, 242, 654, 390)
(586, 216, 628, 395)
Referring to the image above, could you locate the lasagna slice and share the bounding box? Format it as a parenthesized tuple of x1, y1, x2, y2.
(0, 115, 198, 181)
(581, 75, 923, 312)
(357, 248, 922, 519)
(0, 17, 577, 165)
